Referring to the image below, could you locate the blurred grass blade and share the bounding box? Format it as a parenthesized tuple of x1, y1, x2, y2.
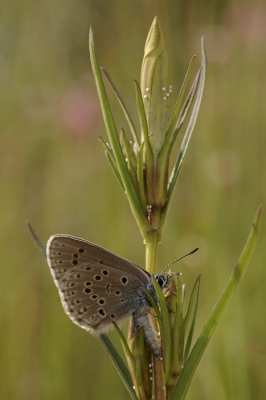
(161, 37, 206, 227)
(172, 204, 263, 400)
(183, 276, 201, 363)
(99, 333, 137, 400)
(101, 67, 140, 147)
(26, 221, 46, 257)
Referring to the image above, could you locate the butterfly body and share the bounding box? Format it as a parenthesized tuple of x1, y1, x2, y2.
(46, 235, 168, 339)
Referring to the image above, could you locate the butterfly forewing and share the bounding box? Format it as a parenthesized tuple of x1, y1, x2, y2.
(47, 234, 151, 333)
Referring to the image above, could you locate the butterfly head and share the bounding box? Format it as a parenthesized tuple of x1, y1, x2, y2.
(154, 274, 169, 289)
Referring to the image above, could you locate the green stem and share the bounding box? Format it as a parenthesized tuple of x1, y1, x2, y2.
(145, 232, 159, 274)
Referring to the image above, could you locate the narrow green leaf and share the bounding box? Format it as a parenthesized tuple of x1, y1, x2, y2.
(101, 67, 140, 147)
(141, 287, 162, 333)
(171, 275, 184, 376)
(120, 128, 138, 190)
(89, 26, 151, 238)
(113, 323, 136, 368)
(139, 327, 152, 400)
(98, 136, 116, 165)
(161, 56, 196, 153)
(99, 136, 125, 190)
(170, 69, 201, 146)
(136, 142, 147, 211)
(105, 152, 125, 190)
(99, 333, 137, 400)
(172, 204, 262, 400)
(151, 276, 172, 379)
(183, 276, 201, 362)
(133, 80, 152, 155)
(134, 328, 146, 400)
(161, 37, 207, 228)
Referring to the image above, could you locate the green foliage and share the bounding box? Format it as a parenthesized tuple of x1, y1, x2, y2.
(1, 1, 265, 399)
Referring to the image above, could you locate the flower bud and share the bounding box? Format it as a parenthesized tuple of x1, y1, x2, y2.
(141, 17, 170, 155)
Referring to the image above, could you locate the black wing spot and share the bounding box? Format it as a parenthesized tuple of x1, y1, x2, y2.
(73, 253, 78, 258)
(94, 275, 102, 281)
(85, 281, 92, 286)
(102, 270, 109, 276)
(84, 288, 91, 294)
(91, 294, 98, 300)
(78, 248, 85, 253)
(115, 290, 121, 296)
(98, 298, 105, 305)
(106, 284, 110, 294)
(79, 307, 88, 314)
(98, 309, 105, 317)
(72, 260, 78, 266)
(85, 266, 91, 270)
(121, 276, 128, 285)
(111, 314, 116, 319)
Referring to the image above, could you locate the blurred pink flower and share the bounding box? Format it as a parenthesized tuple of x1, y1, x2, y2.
(223, 1, 266, 41)
(60, 89, 99, 136)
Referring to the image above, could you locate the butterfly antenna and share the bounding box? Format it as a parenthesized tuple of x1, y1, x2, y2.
(160, 247, 199, 274)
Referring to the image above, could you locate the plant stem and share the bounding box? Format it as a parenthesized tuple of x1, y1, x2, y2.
(145, 231, 159, 274)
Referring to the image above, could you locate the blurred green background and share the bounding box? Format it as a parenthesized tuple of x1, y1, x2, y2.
(1, 0, 265, 399)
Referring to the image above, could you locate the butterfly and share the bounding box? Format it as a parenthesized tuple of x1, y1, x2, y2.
(46, 234, 170, 356)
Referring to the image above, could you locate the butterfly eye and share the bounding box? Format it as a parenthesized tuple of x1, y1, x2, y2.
(155, 275, 165, 287)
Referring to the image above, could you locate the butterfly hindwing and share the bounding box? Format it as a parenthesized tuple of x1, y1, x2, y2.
(46, 235, 151, 333)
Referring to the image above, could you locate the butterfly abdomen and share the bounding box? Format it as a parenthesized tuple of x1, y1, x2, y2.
(133, 307, 161, 357)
